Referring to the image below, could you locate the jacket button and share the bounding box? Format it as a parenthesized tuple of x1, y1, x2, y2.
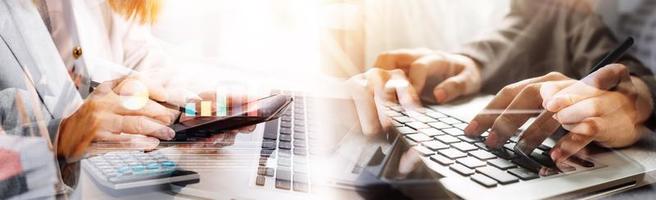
(72, 46, 83, 59)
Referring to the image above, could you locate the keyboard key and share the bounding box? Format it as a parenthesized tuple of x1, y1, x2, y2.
(257, 167, 270, 176)
(386, 111, 403, 117)
(413, 115, 437, 123)
(293, 164, 308, 173)
(279, 149, 292, 158)
(423, 141, 449, 151)
(456, 157, 486, 168)
(393, 116, 413, 123)
(293, 133, 306, 140)
(508, 168, 539, 180)
(503, 143, 516, 151)
(280, 127, 292, 135)
(275, 180, 291, 190)
(452, 123, 468, 130)
(428, 122, 451, 129)
(488, 158, 516, 170)
(435, 135, 460, 144)
(293, 140, 306, 148)
(293, 182, 308, 192)
(262, 139, 276, 149)
(490, 148, 516, 160)
(294, 148, 307, 156)
(406, 122, 429, 130)
(278, 157, 291, 167)
(261, 149, 274, 157)
(281, 121, 292, 128)
(481, 131, 490, 137)
(425, 111, 446, 119)
(276, 169, 291, 181)
(388, 105, 403, 112)
(440, 117, 461, 124)
(256, 175, 266, 186)
(397, 127, 417, 135)
(474, 142, 489, 150)
(279, 141, 292, 150)
(412, 146, 435, 156)
(263, 120, 279, 140)
(391, 120, 403, 127)
(430, 154, 454, 165)
(405, 110, 425, 118)
(280, 134, 292, 142)
(293, 173, 308, 184)
(471, 174, 497, 187)
(406, 133, 432, 142)
(469, 150, 496, 160)
(452, 142, 478, 152)
(450, 164, 475, 176)
(419, 128, 443, 136)
(438, 149, 467, 160)
(529, 151, 557, 168)
(537, 144, 552, 151)
(442, 128, 464, 136)
(458, 136, 481, 143)
(476, 167, 519, 184)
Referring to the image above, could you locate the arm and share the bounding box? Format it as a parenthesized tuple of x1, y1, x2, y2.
(458, 0, 656, 129)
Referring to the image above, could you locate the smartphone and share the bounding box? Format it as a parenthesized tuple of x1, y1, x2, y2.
(167, 94, 293, 141)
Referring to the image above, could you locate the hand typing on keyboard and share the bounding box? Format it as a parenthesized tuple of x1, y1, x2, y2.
(463, 64, 652, 163)
(347, 48, 482, 135)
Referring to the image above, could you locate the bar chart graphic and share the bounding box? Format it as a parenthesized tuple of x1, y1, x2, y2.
(184, 103, 196, 117)
(183, 84, 263, 117)
(200, 101, 212, 117)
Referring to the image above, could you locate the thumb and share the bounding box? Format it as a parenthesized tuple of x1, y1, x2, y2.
(433, 74, 469, 104)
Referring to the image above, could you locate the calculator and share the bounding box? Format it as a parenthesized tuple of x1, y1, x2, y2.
(82, 151, 199, 190)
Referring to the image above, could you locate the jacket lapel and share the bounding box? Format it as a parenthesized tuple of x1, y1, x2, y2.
(0, 0, 82, 118)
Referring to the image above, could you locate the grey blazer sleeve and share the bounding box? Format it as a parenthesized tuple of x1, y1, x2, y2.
(457, 0, 656, 128)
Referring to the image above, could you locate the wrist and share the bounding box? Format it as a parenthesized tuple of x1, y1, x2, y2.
(631, 76, 654, 123)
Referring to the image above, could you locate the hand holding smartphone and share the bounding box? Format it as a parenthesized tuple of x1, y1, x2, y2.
(167, 94, 293, 141)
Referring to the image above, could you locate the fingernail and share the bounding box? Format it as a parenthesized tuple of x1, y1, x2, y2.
(545, 100, 556, 111)
(551, 148, 562, 162)
(552, 114, 559, 121)
(464, 121, 478, 135)
(485, 131, 499, 148)
(167, 128, 176, 140)
(434, 89, 447, 103)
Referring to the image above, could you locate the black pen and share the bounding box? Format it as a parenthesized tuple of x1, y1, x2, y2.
(515, 37, 635, 158)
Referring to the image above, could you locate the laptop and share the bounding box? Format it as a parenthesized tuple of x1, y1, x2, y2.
(164, 88, 645, 199)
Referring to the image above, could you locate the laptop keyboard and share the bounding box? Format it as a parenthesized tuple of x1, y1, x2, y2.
(385, 104, 578, 188)
(255, 92, 312, 192)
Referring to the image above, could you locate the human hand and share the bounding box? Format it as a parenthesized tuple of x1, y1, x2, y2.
(57, 77, 179, 160)
(464, 64, 653, 163)
(348, 48, 481, 135)
(537, 64, 650, 162)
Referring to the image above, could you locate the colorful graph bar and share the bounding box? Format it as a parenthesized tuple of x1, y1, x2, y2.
(184, 103, 196, 117)
(216, 87, 227, 117)
(200, 101, 212, 117)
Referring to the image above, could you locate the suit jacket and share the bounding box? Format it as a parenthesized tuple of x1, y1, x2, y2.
(0, 0, 83, 198)
(457, 0, 656, 127)
(459, 0, 654, 92)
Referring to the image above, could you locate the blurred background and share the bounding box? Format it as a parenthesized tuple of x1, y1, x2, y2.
(149, 0, 655, 79)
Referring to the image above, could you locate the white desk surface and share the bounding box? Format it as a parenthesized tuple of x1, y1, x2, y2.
(75, 95, 656, 199)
